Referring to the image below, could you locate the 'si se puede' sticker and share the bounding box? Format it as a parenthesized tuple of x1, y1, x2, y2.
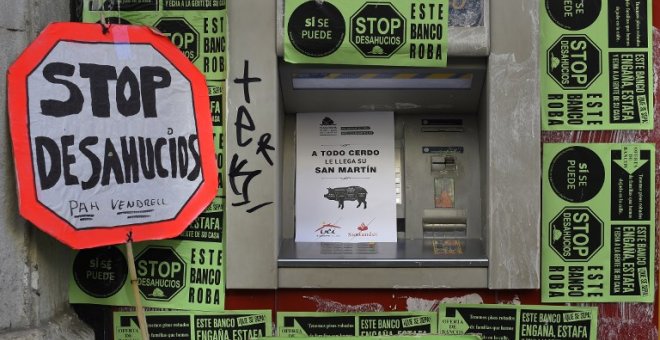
(540, 0, 653, 130)
(542, 143, 655, 303)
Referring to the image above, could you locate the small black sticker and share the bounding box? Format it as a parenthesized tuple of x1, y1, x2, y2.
(284, 316, 355, 336)
(445, 307, 516, 339)
(209, 91, 224, 127)
(349, 3, 406, 58)
(548, 146, 605, 203)
(144, 315, 190, 337)
(163, 0, 226, 10)
(154, 17, 200, 63)
(193, 314, 267, 338)
(547, 35, 601, 90)
(288, 1, 346, 57)
(358, 315, 433, 336)
(177, 210, 224, 242)
(73, 246, 128, 298)
(610, 149, 651, 220)
(88, 0, 158, 11)
(608, 52, 649, 124)
(608, 0, 648, 48)
(545, 0, 601, 31)
(609, 225, 651, 296)
(135, 247, 186, 301)
(549, 207, 604, 261)
(519, 309, 593, 339)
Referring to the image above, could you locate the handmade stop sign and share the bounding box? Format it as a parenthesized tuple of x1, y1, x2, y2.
(7, 23, 217, 249)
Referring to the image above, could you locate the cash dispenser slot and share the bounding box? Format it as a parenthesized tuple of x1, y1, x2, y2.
(277, 59, 488, 269)
(422, 209, 467, 233)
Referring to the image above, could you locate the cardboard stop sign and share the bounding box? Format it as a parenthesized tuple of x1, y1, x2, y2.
(7, 23, 217, 249)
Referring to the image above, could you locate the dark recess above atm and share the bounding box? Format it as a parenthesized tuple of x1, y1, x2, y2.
(279, 57, 486, 115)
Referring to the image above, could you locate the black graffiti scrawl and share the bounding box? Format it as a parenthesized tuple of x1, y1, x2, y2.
(324, 186, 367, 209)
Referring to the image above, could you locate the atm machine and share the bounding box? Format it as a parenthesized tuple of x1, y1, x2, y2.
(226, 0, 540, 289)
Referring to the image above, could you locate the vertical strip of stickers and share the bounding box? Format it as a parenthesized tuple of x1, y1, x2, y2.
(542, 143, 655, 302)
(277, 312, 438, 336)
(113, 310, 271, 339)
(71, 0, 227, 311)
(438, 303, 598, 340)
(284, 0, 449, 67)
(540, 0, 653, 130)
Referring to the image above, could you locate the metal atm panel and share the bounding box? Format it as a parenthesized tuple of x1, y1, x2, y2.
(277, 61, 488, 280)
(226, 0, 540, 290)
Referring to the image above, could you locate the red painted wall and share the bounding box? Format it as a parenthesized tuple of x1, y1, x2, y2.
(226, 4, 660, 340)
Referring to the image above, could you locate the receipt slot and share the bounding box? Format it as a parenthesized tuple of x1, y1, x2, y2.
(226, 0, 540, 289)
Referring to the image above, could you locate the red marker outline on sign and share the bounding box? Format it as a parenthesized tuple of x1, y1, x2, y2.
(8, 22, 217, 249)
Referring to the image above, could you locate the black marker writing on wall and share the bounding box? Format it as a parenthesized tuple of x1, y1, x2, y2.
(229, 60, 274, 213)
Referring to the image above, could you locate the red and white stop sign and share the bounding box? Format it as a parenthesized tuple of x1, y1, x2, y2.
(7, 23, 217, 249)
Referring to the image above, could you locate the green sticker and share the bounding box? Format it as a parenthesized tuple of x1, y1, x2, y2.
(113, 310, 271, 339)
(439, 303, 598, 340)
(284, 0, 449, 67)
(69, 218, 225, 310)
(84, 0, 227, 81)
(542, 143, 655, 302)
(277, 312, 438, 337)
(540, 0, 653, 130)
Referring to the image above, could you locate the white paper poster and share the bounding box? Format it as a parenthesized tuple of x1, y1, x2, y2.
(295, 112, 397, 242)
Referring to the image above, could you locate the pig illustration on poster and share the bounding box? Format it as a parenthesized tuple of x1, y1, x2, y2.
(324, 186, 368, 209)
